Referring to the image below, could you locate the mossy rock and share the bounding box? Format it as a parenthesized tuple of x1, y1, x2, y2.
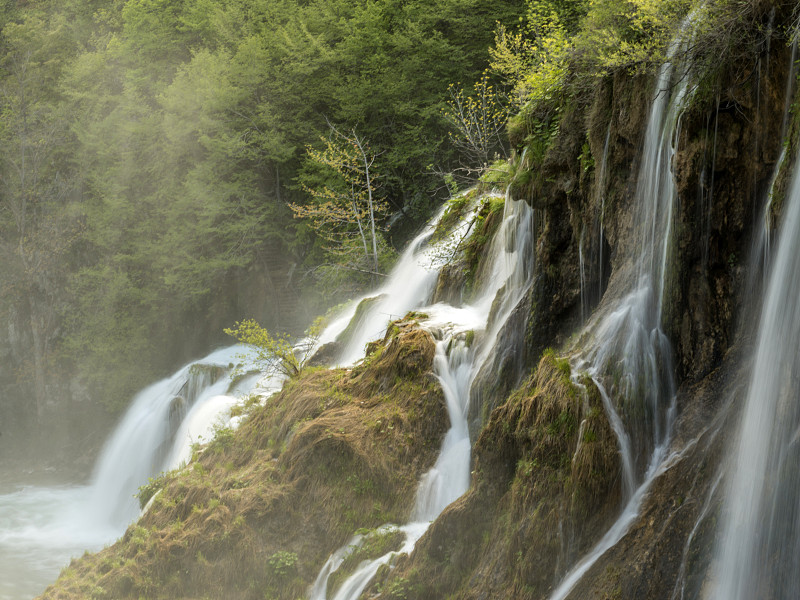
(335, 294, 387, 349)
(372, 352, 621, 599)
(306, 341, 344, 367)
(39, 319, 447, 600)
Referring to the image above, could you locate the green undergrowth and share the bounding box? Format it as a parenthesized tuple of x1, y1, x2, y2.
(432, 188, 482, 241)
(39, 317, 447, 600)
(430, 193, 507, 306)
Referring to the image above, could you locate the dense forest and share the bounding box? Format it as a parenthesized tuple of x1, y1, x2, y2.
(0, 0, 526, 456)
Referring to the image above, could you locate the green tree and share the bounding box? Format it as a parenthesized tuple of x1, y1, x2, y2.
(443, 71, 510, 175)
(0, 12, 78, 420)
(225, 317, 324, 379)
(293, 124, 387, 280)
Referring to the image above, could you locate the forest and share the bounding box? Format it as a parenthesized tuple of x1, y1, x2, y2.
(0, 0, 525, 451)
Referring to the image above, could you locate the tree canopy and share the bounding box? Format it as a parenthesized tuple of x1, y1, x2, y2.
(0, 0, 526, 421)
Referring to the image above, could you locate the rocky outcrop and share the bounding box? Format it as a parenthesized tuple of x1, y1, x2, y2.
(369, 353, 621, 599)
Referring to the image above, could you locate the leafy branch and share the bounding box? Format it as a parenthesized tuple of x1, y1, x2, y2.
(224, 317, 326, 379)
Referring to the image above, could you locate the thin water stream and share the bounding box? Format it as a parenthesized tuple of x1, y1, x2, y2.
(310, 193, 535, 599)
(549, 24, 694, 599)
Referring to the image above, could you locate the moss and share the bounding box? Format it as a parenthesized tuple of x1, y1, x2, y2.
(432, 189, 480, 240)
(335, 294, 387, 350)
(136, 472, 175, 510)
(327, 526, 406, 596)
(464, 329, 475, 348)
(40, 318, 447, 600)
(542, 348, 572, 382)
(463, 195, 506, 295)
(374, 353, 620, 599)
(479, 159, 513, 188)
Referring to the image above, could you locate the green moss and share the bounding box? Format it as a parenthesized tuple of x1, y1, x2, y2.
(542, 348, 572, 382)
(479, 159, 513, 187)
(579, 138, 595, 172)
(136, 472, 174, 510)
(336, 295, 387, 349)
(462, 195, 506, 294)
(432, 189, 480, 240)
(547, 410, 577, 436)
(327, 527, 405, 595)
(465, 330, 476, 347)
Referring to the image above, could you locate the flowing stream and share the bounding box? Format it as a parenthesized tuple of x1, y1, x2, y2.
(316, 194, 486, 366)
(310, 191, 535, 599)
(0, 346, 274, 599)
(710, 121, 800, 600)
(549, 25, 694, 600)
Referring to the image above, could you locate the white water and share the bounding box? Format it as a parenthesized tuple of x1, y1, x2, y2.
(310, 192, 535, 599)
(550, 27, 694, 600)
(0, 485, 108, 600)
(710, 132, 800, 599)
(317, 196, 485, 366)
(0, 345, 272, 599)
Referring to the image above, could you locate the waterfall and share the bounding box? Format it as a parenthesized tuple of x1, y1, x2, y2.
(578, 31, 690, 490)
(0, 345, 270, 599)
(549, 24, 694, 600)
(310, 193, 535, 599)
(317, 195, 485, 366)
(710, 135, 800, 599)
(86, 345, 266, 529)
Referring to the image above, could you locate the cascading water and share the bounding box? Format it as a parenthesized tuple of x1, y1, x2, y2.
(749, 35, 798, 292)
(710, 133, 800, 600)
(309, 192, 535, 599)
(317, 197, 483, 367)
(549, 25, 694, 600)
(0, 345, 270, 599)
(86, 345, 265, 529)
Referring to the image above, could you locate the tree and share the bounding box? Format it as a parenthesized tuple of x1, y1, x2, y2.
(292, 123, 387, 280)
(224, 317, 324, 379)
(442, 71, 509, 176)
(488, 5, 572, 112)
(0, 13, 78, 421)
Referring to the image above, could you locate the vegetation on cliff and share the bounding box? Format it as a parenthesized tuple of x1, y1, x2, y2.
(14, 0, 800, 598)
(40, 317, 447, 599)
(365, 352, 621, 599)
